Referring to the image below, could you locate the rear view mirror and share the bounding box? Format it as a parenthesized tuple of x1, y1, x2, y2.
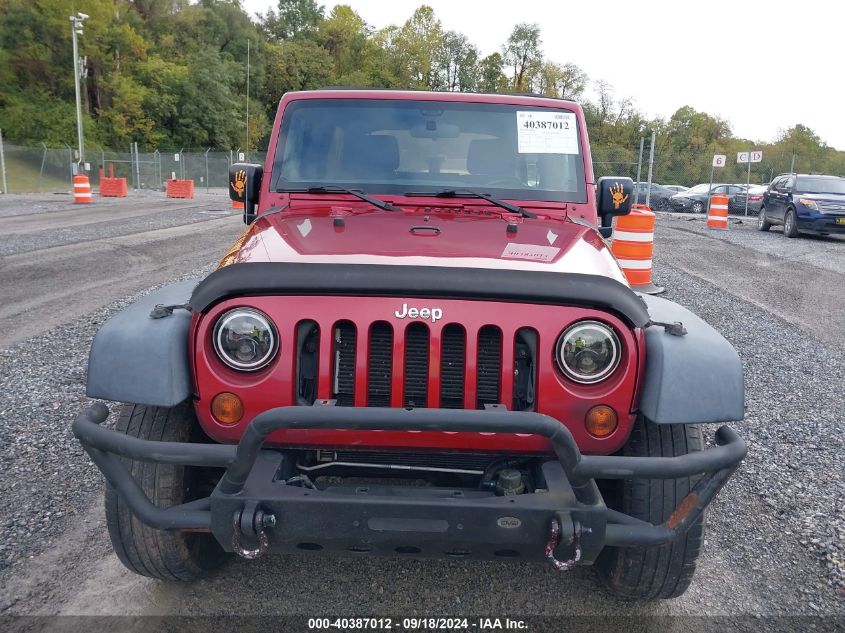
(596, 177, 634, 229)
(229, 162, 263, 224)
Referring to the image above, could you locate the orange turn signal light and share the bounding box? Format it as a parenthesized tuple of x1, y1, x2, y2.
(585, 405, 618, 438)
(211, 392, 244, 425)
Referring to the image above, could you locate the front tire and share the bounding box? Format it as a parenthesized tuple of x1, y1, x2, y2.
(757, 206, 771, 231)
(596, 418, 705, 599)
(104, 402, 228, 580)
(691, 200, 704, 214)
(784, 208, 799, 238)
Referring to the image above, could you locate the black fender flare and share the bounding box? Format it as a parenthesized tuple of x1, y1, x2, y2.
(638, 294, 744, 424)
(86, 280, 198, 407)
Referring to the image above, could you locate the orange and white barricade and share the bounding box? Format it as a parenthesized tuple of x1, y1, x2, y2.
(99, 164, 128, 197)
(166, 179, 195, 199)
(707, 194, 729, 230)
(73, 174, 92, 204)
(611, 204, 664, 294)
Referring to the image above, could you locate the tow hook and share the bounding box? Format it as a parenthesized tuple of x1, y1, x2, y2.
(545, 516, 582, 571)
(232, 502, 275, 560)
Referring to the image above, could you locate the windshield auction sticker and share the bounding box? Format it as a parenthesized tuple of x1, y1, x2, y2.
(516, 111, 578, 154)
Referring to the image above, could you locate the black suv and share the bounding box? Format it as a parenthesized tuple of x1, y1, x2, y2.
(758, 174, 845, 238)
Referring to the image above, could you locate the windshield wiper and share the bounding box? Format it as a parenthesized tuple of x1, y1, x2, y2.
(278, 185, 396, 212)
(405, 189, 536, 219)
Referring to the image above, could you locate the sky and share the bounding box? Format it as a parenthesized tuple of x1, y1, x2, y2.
(242, 0, 845, 151)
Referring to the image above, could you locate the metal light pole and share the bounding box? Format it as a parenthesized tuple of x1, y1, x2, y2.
(69, 12, 88, 170)
(245, 39, 250, 161)
(634, 136, 644, 205)
(645, 130, 656, 209)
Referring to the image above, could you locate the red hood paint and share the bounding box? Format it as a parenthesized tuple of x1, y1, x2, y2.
(221, 201, 628, 284)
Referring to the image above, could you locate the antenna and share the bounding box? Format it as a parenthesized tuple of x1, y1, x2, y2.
(246, 39, 250, 160)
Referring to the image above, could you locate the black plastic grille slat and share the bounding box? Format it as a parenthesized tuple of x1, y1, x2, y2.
(334, 321, 356, 407)
(476, 326, 502, 409)
(440, 325, 466, 409)
(403, 323, 429, 408)
(367, 322, 393, 407)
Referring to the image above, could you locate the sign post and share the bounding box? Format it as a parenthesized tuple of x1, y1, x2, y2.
(708, 154, 726, 215)
(634, 137, 644, 205)
(645, 130, 656, 209)
(737, 150, 762, 216)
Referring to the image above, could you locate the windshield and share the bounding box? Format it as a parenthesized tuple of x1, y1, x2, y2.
(795, 177, 845, 195)
(687, 184, 710, 194)
(272, 98, 587, 203)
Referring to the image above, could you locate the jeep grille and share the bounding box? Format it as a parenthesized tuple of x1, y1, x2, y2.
(297, 320, 536, 412)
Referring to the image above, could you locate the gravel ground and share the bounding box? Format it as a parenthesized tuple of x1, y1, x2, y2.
(651, 257, 845, 600)
(0, 192, 235, 256)
(0, 204, 843, 618)
(0, 268, 213, 575)
(658, 211, 845, 275)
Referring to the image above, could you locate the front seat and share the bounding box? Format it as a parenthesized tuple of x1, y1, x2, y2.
(340, 134, 400, 181)
(467, 138, 522, 185)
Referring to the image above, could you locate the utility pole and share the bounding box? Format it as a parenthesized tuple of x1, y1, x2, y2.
(634, 137, 644, 205)
(69, 12, 88, 170)
(645, 130, 656, 209)
(245, 39, 250, 161)
(0, 129, 7, 194)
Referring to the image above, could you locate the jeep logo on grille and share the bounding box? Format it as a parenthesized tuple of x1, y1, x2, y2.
(394, 303, 443, 323)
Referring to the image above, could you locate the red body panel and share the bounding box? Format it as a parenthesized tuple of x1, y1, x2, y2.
(197, 90, 642, 457)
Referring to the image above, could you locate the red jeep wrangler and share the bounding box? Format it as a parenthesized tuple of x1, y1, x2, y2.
(74, 90, 746, 599)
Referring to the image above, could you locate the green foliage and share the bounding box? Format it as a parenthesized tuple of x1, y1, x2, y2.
(261, 0, 324, 41)
(0, 0, 842, 182)
(502, 23, 542, 92)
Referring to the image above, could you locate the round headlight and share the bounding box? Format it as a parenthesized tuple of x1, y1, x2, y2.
(213, 308, 278, 371)
(555, 320, 621, 384)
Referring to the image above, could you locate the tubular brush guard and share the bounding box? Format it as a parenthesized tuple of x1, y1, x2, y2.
(73, 402, 747, 566)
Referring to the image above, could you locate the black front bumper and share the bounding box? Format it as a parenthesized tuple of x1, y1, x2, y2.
(73, 403, 746, 566)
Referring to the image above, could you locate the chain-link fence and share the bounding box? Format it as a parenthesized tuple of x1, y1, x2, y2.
(0, 140, 267, 194)
(0, 135, 839, 195)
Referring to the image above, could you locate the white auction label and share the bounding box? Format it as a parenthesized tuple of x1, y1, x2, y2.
(516, 111, 578, 154)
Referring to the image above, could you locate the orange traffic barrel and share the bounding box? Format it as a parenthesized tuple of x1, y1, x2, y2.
(611, 204, 664, 294)
(707, 194, 729, 230)
(73, 174, 92, 204)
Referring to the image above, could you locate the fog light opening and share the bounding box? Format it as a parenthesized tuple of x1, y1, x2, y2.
(211, 392, 244, 425)
(585, 405, 618, 438)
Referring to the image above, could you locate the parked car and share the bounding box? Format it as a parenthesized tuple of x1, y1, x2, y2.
(759, 173, 845, 237)
(633, 181, 675, 211)
(661, 184, 689, 193)
(669, 183, 745, 214)
(729, 184, 767, 215)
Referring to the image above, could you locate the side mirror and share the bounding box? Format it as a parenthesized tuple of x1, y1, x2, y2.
(596, 176, 634, 228)
(229, 163, 263, 224)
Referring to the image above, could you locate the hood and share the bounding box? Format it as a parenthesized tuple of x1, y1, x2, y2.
(221, 203, 628, 284)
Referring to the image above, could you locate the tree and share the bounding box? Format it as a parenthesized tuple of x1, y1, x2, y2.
(261, 0, 325, 41)
(317, 5, 371, 80)
(536, 61, 587, 100)
(477, 53, 507, 93)
(437, 31, 478, 92)
(262, 40, 333, 102)
(502, 23, 542, 92)
(389, 5, 446, 90)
